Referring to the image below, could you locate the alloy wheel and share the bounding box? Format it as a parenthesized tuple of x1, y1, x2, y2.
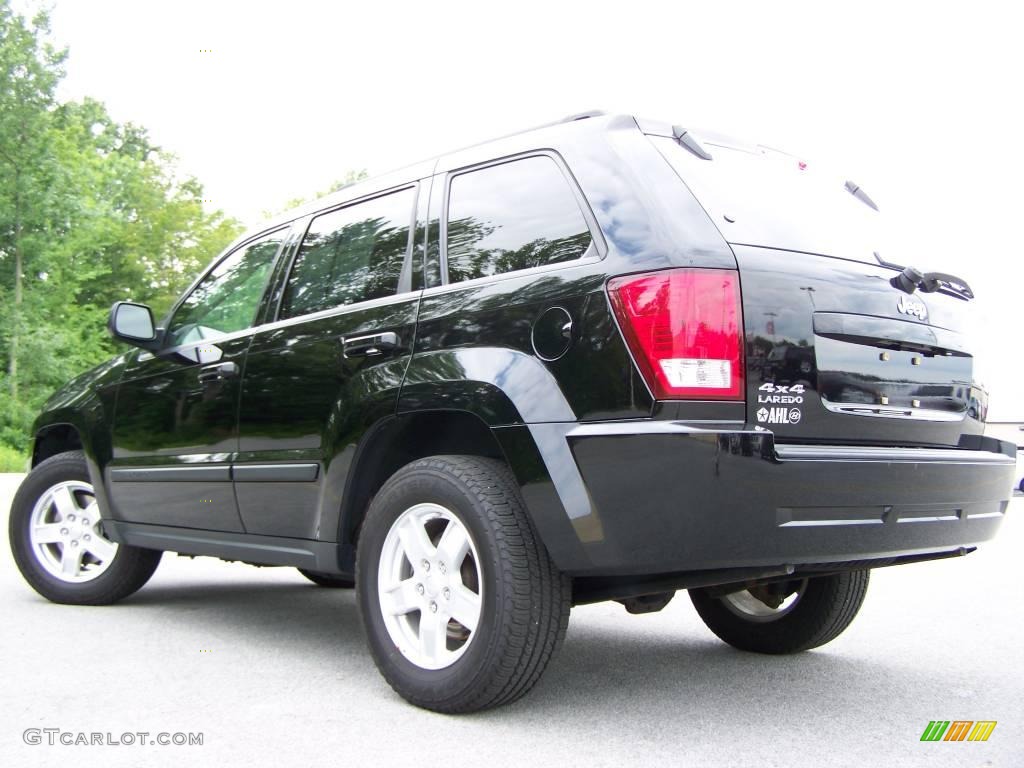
(376, 503, 483, 670)
(28, 480, 118, 583)
(720, 579, 809, 623)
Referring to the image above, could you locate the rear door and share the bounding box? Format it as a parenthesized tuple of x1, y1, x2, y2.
(108, 229, 287, 530)
(234, 182, 424, 539)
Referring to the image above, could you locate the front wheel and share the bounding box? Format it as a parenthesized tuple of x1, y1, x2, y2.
(689, 571, 869, 654)
(9, 451, 163, 605)
(356, 455, 570, 713)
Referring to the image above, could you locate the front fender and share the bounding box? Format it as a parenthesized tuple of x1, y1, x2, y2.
(31, 353, 128, 518)
(33, 355, 127, 460)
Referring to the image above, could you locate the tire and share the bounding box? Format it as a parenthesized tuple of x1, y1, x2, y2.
(9, 451, 163, 605)
(356, 455, 570, 713)
(689, 571, 870, 654)
(297, 568, 355, 588)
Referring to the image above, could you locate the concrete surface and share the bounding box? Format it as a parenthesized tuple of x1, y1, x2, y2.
(0, 472, 1020, 768)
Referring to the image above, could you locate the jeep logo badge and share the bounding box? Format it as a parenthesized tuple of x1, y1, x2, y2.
(896, 294, 928, 321)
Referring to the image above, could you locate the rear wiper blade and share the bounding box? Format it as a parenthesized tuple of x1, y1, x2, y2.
(873, 252, 975, 301)
(919, 271, 975, 300)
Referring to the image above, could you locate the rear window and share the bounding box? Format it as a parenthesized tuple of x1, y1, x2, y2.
(651, 134, 884, 264)
(444, 155, 591, 283)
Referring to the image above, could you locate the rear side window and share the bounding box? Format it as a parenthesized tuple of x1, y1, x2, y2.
(280, 187, 415, 319)
(445, 155, 591, 283)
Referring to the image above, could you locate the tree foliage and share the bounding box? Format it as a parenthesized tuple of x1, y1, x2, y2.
(0, 2, 243, 453)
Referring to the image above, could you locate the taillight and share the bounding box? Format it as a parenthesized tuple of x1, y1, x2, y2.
(607, 268, 744, 400)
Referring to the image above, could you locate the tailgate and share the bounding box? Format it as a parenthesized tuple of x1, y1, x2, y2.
(736, 244, 984, 447)
(648, 129, 985, 448)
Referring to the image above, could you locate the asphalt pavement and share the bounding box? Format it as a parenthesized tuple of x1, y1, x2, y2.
(1, 472, 1020, 768)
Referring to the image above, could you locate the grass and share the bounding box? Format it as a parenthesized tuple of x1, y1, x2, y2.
(0, 444, 28, 473)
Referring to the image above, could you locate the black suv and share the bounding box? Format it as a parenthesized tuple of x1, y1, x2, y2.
(9, 112, 1015, 713)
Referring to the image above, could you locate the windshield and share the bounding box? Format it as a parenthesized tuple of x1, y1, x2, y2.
(651, 134, 885, 265)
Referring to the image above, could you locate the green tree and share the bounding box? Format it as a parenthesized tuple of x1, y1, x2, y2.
(0, 2, 242, 456)
(0, 3, 65, 403)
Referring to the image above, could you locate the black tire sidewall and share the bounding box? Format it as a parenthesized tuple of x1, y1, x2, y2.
(357, 463, 507, 706)
(690, 572, 867, 654)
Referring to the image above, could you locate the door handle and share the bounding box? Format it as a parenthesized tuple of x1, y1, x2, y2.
(197, 361, 239, 383)
(342, 331, 400, 359)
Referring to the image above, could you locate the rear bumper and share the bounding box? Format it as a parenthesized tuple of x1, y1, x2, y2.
(541, 422, 1014, 576)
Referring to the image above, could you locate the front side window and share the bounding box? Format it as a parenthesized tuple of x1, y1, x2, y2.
(166, 231, 283, 346)
(445, 155, 591, 283)
(279, 187, 415, 320)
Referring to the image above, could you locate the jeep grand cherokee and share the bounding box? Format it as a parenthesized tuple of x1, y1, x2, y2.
(9, 111, 1015, 713)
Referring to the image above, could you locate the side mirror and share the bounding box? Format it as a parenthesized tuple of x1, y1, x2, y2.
(108, 301, 158, 349)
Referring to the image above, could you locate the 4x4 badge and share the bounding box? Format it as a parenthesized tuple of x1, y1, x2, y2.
(896, 294, 928, 321)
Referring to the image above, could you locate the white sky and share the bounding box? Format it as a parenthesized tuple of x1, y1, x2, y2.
(37, 0, 1024, 419)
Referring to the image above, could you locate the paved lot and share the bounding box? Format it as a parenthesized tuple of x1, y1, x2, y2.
(0, 472, 1020, 767)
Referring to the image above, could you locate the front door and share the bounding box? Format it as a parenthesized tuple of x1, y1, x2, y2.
(107, 229, 287, 531)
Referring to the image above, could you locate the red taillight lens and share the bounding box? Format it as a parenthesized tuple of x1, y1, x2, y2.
(607, 268, 744, 400)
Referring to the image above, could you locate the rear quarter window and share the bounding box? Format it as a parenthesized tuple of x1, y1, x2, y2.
(444, 155, 591, 283)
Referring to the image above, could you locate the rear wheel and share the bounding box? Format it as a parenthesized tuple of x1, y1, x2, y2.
(9, 451, 162, 605)
(689, 571, 869, 654)
(356, 455, 570, 713)
(297, 569, 354, 588)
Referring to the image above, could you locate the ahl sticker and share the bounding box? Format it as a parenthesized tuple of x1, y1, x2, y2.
(756, 406, 802, 424)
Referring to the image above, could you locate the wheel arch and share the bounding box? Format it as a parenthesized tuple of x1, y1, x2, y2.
(332, 409, 592, 576)
(336, 410, 506, 556)
(32, 423, 84, 467)
(31, 404, 117, 523)
(323, 347, 597, 574)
